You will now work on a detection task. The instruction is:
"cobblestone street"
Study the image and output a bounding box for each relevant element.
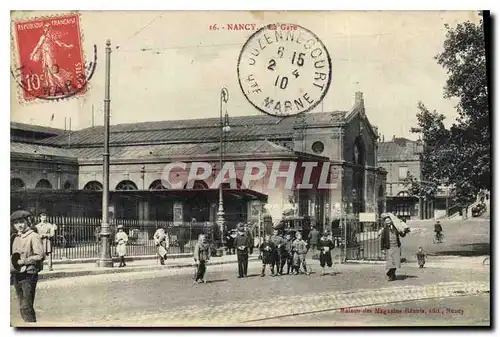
[11,257,490,326]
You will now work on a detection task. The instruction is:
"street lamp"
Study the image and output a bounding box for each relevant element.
[97,39,113,268]
[217,87,230,255]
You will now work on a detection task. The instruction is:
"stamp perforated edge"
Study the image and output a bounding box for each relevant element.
[237,23,333,118]
[10,11,92,106]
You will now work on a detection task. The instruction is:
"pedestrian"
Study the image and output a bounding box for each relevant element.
[416,247,426,268]
[269,229,285,276]
[281,232,294,275]
[380,215,408,281]
[259,235,275,277]
[235,223,253,278]
[318,230,335,275]
[308,226,320,259]
[292,232,310,275]
[10,210,45,323]
[115,225,128,267]
[35,212,57,271]
[154,227,170,265]
[193,234,210,284]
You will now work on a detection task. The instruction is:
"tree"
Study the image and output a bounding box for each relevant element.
[410,13,490,211]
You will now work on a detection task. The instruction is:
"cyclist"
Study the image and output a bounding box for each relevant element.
[434,220,443,242]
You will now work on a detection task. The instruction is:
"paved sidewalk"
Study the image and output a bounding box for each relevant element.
[38,253,258,280]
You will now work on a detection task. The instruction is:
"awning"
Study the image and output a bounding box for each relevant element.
[11,188,268,202]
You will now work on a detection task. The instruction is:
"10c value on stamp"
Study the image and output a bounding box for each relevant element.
[238,24,332,117]
[12,13,87,102]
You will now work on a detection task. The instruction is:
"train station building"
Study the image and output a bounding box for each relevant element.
[10,92,388,229]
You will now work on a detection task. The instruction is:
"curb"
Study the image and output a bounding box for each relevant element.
[39,256,259,281]
[50,253,192,265]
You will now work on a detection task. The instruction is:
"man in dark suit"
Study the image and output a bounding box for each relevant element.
[235,223,253,278]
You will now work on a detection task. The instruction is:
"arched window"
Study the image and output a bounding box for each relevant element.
[378,185,384,198]
[35,179,52,189]
[184,180,208,190]
[63,181,72,190]
[116,180,138,190]
[149,179,169,190]
[11,178,25,190]
[84,181,103,191]
[353,136,365,165]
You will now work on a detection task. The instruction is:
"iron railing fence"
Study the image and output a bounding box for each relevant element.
[339,217,385,262]
[43,216,221,260]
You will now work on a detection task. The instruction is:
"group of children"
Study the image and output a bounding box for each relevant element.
[260,229,336,277]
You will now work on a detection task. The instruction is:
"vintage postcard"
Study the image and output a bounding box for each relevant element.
[10,10,490,327]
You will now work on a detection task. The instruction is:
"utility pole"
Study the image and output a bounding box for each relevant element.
[97,39,113,268]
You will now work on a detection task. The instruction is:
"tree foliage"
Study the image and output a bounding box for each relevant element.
[411,14,490,206]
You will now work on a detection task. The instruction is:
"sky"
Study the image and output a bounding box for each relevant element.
[10,10,481,140]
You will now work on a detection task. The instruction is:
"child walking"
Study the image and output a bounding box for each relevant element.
[193,234,211,283]
[416,247,426,268]
[259,235,276,277]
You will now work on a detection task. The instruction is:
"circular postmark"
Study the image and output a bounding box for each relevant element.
[237,24,332,117]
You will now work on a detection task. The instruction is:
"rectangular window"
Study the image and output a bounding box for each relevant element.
[398,166,408,180]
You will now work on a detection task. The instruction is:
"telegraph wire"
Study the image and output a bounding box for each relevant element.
[115,12,167,51]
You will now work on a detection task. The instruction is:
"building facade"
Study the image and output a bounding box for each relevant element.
[11,92,387,231]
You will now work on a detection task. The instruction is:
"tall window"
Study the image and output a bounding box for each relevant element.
[398,166,408,180]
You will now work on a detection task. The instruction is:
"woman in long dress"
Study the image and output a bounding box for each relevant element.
[29,23,74,92]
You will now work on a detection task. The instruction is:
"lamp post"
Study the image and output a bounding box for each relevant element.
[217,87,230,255]
[97,39,113,268]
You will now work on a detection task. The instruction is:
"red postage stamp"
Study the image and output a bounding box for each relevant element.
[12,13,87,102]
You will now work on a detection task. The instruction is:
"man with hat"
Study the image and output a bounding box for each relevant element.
[115,225,129,267]
[11,210,45,323]
[235,223,253,278]
[318,230,335,276]
[35,212,57,271]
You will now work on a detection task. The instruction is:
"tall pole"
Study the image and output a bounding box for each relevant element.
[97,39,113,267]
[217,88,229,253]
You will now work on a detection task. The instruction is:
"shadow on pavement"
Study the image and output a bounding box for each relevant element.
[433,243,490,257]
[206,279,228,284]
[396,275,418,281]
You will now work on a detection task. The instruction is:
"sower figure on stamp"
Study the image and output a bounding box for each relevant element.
[115,225,128,267]
[154,227,170,265]
[292,232,310,275]
[29,23,74,90]
[269,229,285,276]
[235,223,253,278]
[35,212,57,271]
[380,214,409,281]
[193,234,210,284]
[318,230,335,275]
[11,210,45,323]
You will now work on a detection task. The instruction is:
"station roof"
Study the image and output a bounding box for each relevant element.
[10,122,65,136]
[37,111,347,147]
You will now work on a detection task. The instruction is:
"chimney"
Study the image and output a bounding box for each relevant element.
[355,92,365,111]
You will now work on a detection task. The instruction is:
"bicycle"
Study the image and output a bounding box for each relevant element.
[483,256,490,266]
[433,232,445,244]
